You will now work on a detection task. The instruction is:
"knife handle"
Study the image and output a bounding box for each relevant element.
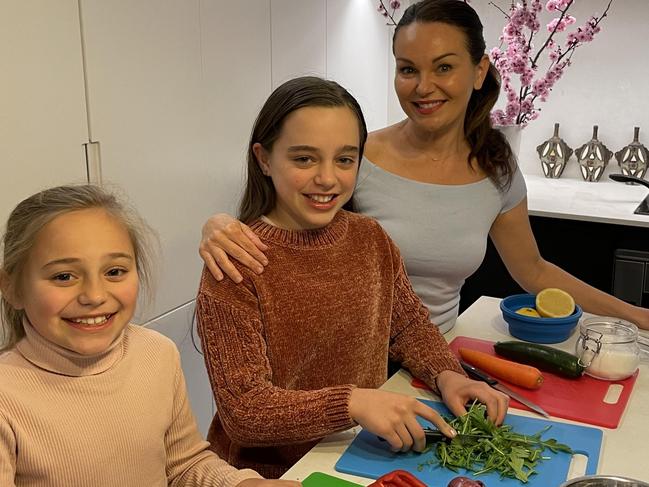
[460,361,498,386]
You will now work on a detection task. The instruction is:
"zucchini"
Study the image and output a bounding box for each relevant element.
[493,341,585,379]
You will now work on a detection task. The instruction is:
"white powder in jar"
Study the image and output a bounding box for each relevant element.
[585,348,639,380]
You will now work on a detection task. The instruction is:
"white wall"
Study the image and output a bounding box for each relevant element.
[271,0,392,132]
[271,0,327,84]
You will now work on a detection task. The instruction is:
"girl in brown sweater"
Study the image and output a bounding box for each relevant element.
[196,77,509,478]
[0,185,299,487]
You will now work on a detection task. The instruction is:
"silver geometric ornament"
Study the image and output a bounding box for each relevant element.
[537,122,573,178]
[615,126,648,182]
[576,125,613,182]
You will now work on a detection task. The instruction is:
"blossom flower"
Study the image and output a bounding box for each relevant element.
[490,0,613,127]
[376,0,401,26]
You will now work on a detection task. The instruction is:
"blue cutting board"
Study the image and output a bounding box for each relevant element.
[335,400,602,487]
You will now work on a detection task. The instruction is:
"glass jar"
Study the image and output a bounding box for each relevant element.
[575,317,640,381]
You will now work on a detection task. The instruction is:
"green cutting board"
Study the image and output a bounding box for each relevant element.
[302,472,362,487]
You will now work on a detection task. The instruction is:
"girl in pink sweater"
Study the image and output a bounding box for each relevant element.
[196,76,509,477]
[0,185,298,487]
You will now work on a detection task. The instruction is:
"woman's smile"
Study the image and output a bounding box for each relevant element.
[412,99,446,115]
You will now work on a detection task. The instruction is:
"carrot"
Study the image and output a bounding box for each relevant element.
[458,347,544,390]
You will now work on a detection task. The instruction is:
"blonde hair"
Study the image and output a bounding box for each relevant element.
[0,184,156,352]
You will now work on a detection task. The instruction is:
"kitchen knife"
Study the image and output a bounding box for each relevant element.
[422,428,490,443]
[460,360,550,418]
[378,428,490,445]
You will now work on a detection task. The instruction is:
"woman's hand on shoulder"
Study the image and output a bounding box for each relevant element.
[348,388,457,453]
[236,479,301,486]
[199,213,269,283]
[436,370,509,426]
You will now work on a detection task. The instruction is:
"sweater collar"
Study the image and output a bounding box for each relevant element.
[16,319,125,377]
[250,210,350,248]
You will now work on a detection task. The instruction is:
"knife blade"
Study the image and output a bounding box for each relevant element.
[422,428,491,443]
[378,428,490,445]
[460,360,550,418]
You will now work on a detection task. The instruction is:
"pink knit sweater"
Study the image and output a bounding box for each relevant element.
[0,322,261,487]
[196,211,464,478]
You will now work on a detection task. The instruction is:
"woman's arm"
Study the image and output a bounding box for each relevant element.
[490,198,649,329]
[199,213,268,283]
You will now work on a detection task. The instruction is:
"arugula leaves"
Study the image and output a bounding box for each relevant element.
[418,402,573,483]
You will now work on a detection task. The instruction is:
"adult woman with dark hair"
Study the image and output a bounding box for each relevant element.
[199,0,649,332]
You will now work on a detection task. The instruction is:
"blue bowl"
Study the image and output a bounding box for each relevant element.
[500,293,582,344]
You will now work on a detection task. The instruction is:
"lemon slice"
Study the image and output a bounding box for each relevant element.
[535,288,575,318]
[516,307,541,317]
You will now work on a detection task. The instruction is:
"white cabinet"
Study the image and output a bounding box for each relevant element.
[79,0,207,321]
[79,0,272,322]
[0,0,89,225]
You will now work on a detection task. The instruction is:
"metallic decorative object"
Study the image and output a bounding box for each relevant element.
[537,123,573,178]
[576,125,613,182]
[615,126,648,182]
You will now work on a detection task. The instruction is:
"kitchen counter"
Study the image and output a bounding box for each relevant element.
[524,173,649,228]
[281,296,649,484]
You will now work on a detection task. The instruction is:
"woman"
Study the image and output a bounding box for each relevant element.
[198,0,649,332]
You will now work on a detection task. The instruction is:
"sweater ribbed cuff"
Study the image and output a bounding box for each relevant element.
[324,385,356,430]
[226,468,263,486]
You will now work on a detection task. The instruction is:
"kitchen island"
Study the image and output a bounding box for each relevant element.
[281,296,649,484]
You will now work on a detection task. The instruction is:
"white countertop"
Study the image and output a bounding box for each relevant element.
[281,296,649,484]
[525,173,649,228]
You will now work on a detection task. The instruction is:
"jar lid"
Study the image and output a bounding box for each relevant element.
[579,316,638,344]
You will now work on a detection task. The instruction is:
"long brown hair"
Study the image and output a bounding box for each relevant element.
[0,184,155,352]
[238,76,368,223]
[394,0,515,190]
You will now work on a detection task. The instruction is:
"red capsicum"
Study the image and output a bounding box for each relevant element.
[367,469,428,487]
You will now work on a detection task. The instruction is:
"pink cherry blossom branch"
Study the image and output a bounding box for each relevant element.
[529,0,574,69]
[490,0,614,127]
[377,0,401,27]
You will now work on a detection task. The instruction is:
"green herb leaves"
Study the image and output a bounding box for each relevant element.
[418,402,573,483]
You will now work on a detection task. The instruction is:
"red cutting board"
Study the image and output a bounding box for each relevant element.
[411,336,638,428]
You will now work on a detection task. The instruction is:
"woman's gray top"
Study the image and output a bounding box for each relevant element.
[355,157,527,333]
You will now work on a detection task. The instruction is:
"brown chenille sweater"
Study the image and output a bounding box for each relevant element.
[0,322,261,487]
[196,210,464,478]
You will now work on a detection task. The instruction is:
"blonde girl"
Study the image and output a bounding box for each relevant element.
[0,185,298,487]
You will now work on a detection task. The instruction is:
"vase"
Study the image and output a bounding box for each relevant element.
[499,124,523,160]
